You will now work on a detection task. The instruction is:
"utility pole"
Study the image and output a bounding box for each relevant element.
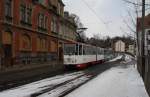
[141,0,145,79]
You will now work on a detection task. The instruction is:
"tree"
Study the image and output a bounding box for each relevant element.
[70,14,87,42]
[121,0,150,55]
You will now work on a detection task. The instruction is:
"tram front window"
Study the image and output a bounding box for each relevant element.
[64,44,76,55]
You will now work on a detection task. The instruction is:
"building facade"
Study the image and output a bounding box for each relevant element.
[0,0,77,69]
[127,45,135,55]
[137,14,150,96]
[114,40,125,52]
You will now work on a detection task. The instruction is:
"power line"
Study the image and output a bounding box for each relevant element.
[81,0,114,33]
[81,0,106,24]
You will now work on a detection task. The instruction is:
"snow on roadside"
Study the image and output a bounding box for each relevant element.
[109,55,122,62]
[0,71,84,97]
[124,54,134,62]
[38,75,91,97]
[66,65,149,97]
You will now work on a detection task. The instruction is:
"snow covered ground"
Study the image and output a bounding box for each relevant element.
[66,64,149,97]
[109,55,123,62]
[38,76,90,97]
[0,54,148,97]
[0,71,86,97]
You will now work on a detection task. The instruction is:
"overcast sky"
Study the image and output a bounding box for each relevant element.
[62,0,150,38]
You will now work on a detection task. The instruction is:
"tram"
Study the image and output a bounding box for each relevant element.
[63,42,109,69]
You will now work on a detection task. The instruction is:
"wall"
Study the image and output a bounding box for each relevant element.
[115,40,125,52]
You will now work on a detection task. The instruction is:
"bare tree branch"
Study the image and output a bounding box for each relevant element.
[122,16,136,34]
[122,0,142,55]
[120,27,136,39]
[123,0,150,6]
[127,10,136,28]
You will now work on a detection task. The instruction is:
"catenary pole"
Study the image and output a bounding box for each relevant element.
[141,0,145,79]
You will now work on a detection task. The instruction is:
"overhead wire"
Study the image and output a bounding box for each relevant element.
[81,0,114,34]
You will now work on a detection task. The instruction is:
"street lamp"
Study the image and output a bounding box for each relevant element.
[76,27,88,42]
[141,0,145,79]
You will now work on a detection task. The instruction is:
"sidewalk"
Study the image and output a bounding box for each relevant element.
[0,63,64,91]
[66,64,149,97]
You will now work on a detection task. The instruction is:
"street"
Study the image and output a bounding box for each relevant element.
[0,56,122,97]
[0,55,148,97]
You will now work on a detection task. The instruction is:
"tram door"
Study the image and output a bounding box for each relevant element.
[3,44,12,67]
[59,43,63,61]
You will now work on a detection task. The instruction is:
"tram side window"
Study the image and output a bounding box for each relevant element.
[88,46,92,55]
[92,47,96,54]
[99,48,101,54]
[147,40,150,44]
[84,46,95,55]
[86,46,90,55]
[97,48,100,54]
[75,44,78,55]
[101,49,104,55]
[79,45,82,55]
[148,50,150,55]
[84,46,88,55]
[104,49,108,55]
[87,46,90,55]
[98,48,103,55]
[83,46,85,55]
[64,44,75,55]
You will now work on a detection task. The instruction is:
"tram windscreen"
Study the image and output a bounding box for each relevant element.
[64,44,76,55]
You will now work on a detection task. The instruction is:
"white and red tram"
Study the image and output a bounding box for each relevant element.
[63,42,106,69]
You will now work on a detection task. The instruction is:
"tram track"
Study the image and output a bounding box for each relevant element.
[0,71,94,97]
[0,60,122,97]
[31,73,93,97]
[56,74,93,97]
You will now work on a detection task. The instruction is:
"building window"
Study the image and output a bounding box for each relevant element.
[37,37,47,51]
[44,17,47,29]
[38,13,47,32]
[147,40,150,45]
[57,3,61,15]
[5,0,13,22]
[51,17,57,33]
[38,13,44,28]
[20,5,26,22]
[22,34,31,50]
[148,50,150,55]
[3,32,12,44]
[27,8,32,24]
[37,37,41,51]
[148,30,150,35]
[51,18,54,31]
[5,0,12,17]
[20,4,32,26]
[41,38,47,51]
[59,24,63,36]
[51,40,57,52]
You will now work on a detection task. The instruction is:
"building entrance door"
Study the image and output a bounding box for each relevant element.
[2,31,13,67]
[3,44,12,67]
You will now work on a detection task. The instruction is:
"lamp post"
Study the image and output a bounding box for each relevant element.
[76,27,87,43]
[141,0,145,79]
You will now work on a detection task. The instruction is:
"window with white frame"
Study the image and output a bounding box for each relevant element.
[20,4,32,25]
[38,13,47,32]
[5,0,12,17]
[51,17,57,33]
